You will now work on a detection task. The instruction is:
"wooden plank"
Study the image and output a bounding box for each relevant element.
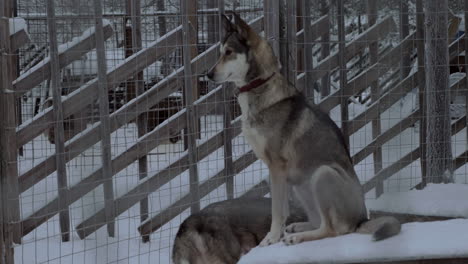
[363,148,420,193]
[278,0,296,85]
[320,13,331,98]
[363,111,465,193]
[263,0,279,57]
[299,0,314,98]
[296,15,329,45]
[352,110,420,165]
[416,0,427,187]
[128,0,149,241]
[18,16,264,194]
[311,16,396,84]
[0,16,21,251]
[75,118,243,239]
[218,0,235,200]
[93,0,115,237]
[16,26,182,147]
[12,23,113,96]
[10,28,29,50]
[348,72,418,135]
[465,0,468,175]
[181,0,201,214]
[46,0,70,242]
[400,0,411,79]
[337,0,349,146]
[20,83,228,237]
[137,150,257,237]
[317,32,416,113]
[367,0,383,197]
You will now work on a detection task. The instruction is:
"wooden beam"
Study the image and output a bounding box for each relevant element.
[317,32,416,113]
[75,118,243,239]
[15,26,182,147]
[181,0,201,214]
[363,110,466,193]
[310,16,396,84]
[46,0,70,242]
[12,23,113,96]
[352,110,420,165]
[10,28,29,50]
[0,15,21,252]
[337,0,349,146]
[18,16,264,194]
[93,0,115,237]
[137,150,257,237]
[298,0,314,98]
[348,71,418,135]
[20,83,228,237]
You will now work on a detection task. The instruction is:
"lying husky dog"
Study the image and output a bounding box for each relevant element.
[172,197,308,264]
[207,13,401,246]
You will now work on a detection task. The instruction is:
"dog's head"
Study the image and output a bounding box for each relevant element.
[207,12,278,87]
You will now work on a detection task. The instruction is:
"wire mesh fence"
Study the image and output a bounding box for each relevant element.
[1,0,468,263]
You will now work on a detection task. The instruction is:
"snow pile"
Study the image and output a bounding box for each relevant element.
[9,17,27,35]
[366,183,468,218]
[239,219,468,264]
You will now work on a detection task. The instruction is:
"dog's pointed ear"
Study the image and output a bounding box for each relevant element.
[221,14,234,33]
[231,12,253,41]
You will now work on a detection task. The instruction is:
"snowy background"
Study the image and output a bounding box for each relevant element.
[7,0,468,263]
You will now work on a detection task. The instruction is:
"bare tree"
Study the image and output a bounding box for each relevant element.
[424,0,453,184]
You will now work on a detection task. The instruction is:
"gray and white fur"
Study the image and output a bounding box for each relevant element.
[172,197,308,264]
[207,12,401,247]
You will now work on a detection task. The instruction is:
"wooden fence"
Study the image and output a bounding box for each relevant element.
[1,0,467,262]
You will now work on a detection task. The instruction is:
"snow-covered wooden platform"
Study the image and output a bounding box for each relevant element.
[239,219,468,264]
[240,184,468,264]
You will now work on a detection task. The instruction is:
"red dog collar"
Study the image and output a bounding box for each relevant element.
[238,72,276,94]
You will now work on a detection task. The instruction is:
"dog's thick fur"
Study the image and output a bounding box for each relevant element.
[207,13,401,247]
[172,197,308,264]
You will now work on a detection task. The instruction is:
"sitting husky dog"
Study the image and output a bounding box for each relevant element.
[207,13,401,246]
[172,197,308,264]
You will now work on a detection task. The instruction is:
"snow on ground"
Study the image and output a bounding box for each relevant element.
[367,183,468,218]
[239,219,468,264]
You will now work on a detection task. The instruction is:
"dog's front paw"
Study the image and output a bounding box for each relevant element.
[285,223,298,233]
[259,231,282,246]
[281,233,303,246]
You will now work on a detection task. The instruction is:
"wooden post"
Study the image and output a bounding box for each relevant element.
[218,0,235,199]
[400,0,411,79]
[416,0,427,188]
[128,0,151,242]
[424,0,453,184]
[264,0,280,57]
[367,0,383,197]
[46,0,71,242]
[181,0,201,213]
[320,0,331,99]
[337,0,350,147]
[279,0,297,85]
[301,0,314,100]
[1,1,21,260]
[465,0,468,170]
[93,0,115,238]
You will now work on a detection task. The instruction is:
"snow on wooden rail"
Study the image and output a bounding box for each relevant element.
[12,22,113,96]
[15,25,182,147]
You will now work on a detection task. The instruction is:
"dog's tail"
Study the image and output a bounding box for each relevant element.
[356,216,401,241]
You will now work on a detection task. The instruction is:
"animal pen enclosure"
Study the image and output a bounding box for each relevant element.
[1,0,468,263]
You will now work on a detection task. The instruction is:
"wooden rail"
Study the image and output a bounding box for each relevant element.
[15,25,181,147]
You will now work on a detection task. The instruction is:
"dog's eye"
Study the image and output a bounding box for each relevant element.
[225,50,232,56]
